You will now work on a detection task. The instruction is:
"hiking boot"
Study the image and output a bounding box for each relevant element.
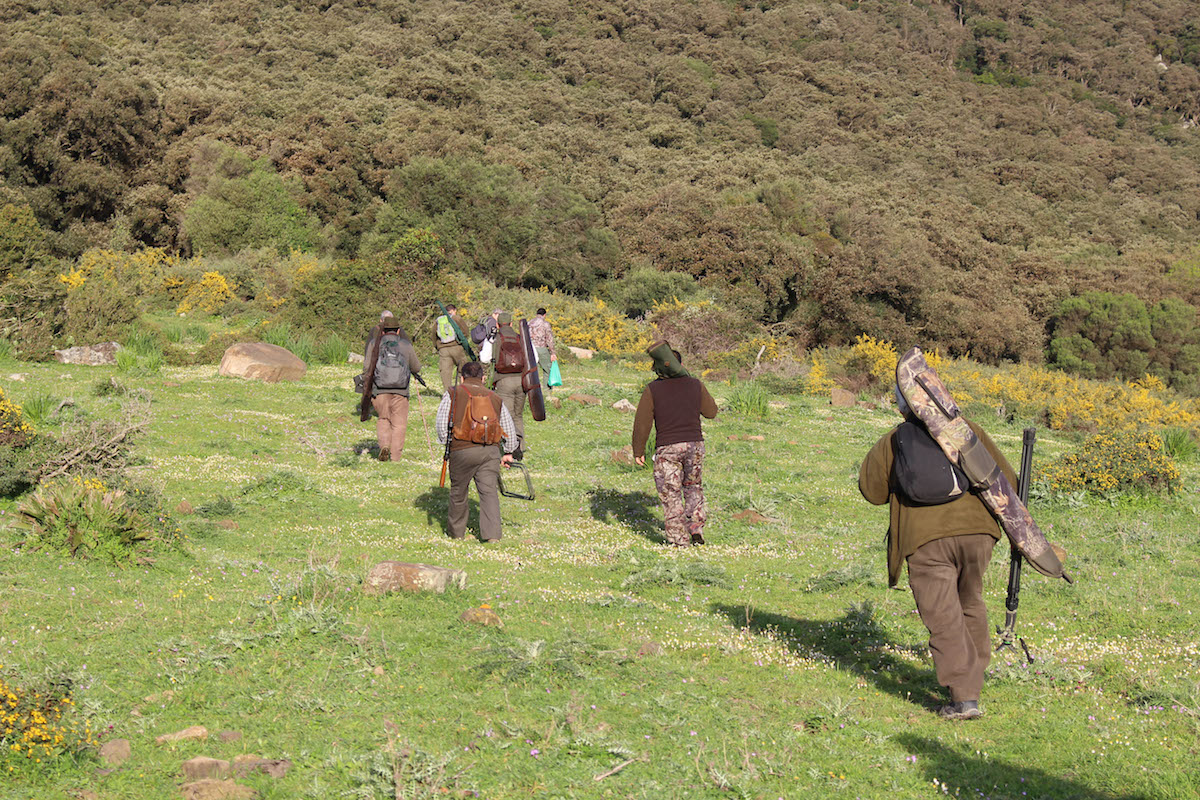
[938,701,982,720]
[378,448,391,462]
[691,532,706,545]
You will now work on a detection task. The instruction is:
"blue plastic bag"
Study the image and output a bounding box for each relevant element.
[548,360,563,387]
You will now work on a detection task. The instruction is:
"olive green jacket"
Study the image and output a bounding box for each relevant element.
[859,419,1017,586]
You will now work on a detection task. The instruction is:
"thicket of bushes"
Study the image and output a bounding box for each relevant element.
[4,1,1200,366]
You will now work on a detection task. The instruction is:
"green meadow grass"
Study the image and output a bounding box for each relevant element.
[1,358,1198,799]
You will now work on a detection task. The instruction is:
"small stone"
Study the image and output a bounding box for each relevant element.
[363,562,467,595]
[831,388,856,407]
[459,607,503,627]
[176,500,195,515]
[8,373,29,382]
[182,756,232,781]
[636,640,662,657]
[549,397,562,409]
[54,342,121,365]
[568,393,601,406]
[232,756,292,779]
[727,434,742,441]
[567,346,593,359]
[372,666,385,676]
[348,352,365,364]
[180,779,258,800]
[99,738,132,766]
[610,445,635,466]
[732,510,770,524]
[611,399,636,413]
[746,435,765,441]
[216,520,239,530]
[218,731,243,743]
[156,725,208,744]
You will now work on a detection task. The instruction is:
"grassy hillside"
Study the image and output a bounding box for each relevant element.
[1,354,1198,798]
[4,1,1200,360]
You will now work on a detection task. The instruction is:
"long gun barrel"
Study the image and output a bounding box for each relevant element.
[996,427,1037,660]
[436,300,478,362]
[439,366,457,487]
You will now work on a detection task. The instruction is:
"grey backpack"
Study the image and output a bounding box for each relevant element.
[373,333,411,390]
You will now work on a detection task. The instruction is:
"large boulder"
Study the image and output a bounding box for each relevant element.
[54,342,120,365]
[363,562,467,595]
[218,343,306,383]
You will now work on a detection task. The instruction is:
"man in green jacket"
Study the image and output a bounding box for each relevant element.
[433,303,471,393]
[859,388,1017,720]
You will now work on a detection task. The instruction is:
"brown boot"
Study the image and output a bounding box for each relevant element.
[379,448,391,462]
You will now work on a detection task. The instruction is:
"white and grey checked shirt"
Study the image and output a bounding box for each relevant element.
[435,388,518,454]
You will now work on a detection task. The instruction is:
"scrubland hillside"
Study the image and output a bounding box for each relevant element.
[4,0,1200,364]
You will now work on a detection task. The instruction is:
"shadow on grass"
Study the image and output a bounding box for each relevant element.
[711,602,942,710]
[414,486,479,540]
[586,486,664,544]
[895,733,1160,800]
[353,438,379,457]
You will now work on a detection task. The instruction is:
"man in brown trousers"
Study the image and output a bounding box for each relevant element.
[859,387,1017,720]
[435,361,518,542]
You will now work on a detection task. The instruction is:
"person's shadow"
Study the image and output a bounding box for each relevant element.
[587,486,664,543]
[895,734,1160,799]
[712,601,943,710]
[414,486,479,539]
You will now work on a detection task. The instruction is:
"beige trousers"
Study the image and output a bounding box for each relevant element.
[372,393,409,454]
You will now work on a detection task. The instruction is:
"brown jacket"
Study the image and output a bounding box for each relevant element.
[859,418,1017,586]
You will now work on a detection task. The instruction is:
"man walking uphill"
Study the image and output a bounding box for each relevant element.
[858,385,1017,720]
[435,361,518,542]
[362,311,422,462]
[434,303,471,393]
[490,312,528,458]
[632,344,718,547]
[527,307,557,387]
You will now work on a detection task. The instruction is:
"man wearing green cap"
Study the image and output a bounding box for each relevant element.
[632,346,718,546]
[490,312,528,458]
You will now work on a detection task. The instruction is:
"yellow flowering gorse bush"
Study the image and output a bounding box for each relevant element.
[177,271,237,314]
[1,667,96,774]
[58,248,180,296]
[1042,431,1180,494]
[0,389,33,448]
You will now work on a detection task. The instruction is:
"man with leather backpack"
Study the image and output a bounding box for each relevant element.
[435,361,518,542]
[490,311,528,458]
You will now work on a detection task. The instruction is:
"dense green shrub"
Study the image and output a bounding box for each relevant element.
[1,262,68,360]
[0,203,51,283]
[283,238,442,343]
[182,142,322,257]
[1048,292,1200,393]
[602,268,700,318]
[11,476,171,564]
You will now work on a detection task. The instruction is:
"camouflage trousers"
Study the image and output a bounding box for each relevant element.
[653,441,706,547]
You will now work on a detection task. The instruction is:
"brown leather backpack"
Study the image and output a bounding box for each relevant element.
[452,387,502,445]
